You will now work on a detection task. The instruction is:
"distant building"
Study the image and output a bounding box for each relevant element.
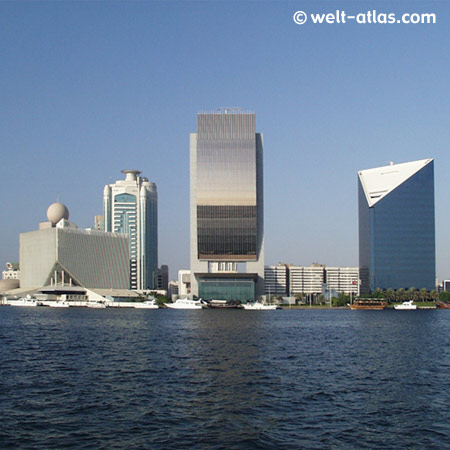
[264,265,288,296]
[20,203,129,290]
[157,265,169,291]
[178,270,191,297]
[265,264,359,297]
[325,267,359,296]
[358,159,435,292]
[168,280,179,298]
[442,280,450,292]
[2,262,20,280]
[288,264,325,295]
[94,215,105,231]
[190,110,264,301]
[104,170,158,290]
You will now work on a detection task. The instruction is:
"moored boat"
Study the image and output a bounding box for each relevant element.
[394,301,417,310]
[133,300,159,309]
[165,298,204,309]
[243,302,277,310]
[348,300,387,310]
[8,297,38,307]
[49,300,70,308]
[86,302,106,308]
[437,301,450,309]
[207,300,242,309]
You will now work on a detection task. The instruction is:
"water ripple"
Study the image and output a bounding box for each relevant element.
[1,308,450,448]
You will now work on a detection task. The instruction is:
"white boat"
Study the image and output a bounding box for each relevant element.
[86,302,106,308]
[243,302,277,310]
[133,300,159,309]
[49,301,70,308]
[165,298,204,309]
[394,301,417,310]
[8,297,38,307]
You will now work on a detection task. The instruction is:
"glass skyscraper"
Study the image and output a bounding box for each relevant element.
[104,170,158,290]
[190,110,264,301]
[358,159,435,293]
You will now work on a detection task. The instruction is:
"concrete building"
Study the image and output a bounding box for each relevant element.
[178,270,191,297]
[190,110,264,302]
[289,264,325,295]
[104,170,158,290]
[325,267,359,296]
[20,203,130,290]
[358,159,435,292]
[94,215,105,231]
[168,280,179,298]
[2,262,20,280]
[264,265,288,296]
[264,264,359,297]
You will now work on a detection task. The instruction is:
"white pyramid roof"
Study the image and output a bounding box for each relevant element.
[358,159,433,207]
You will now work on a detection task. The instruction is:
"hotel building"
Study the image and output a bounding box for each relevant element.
[104,170,158,290]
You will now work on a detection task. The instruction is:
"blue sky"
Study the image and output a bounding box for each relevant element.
[1,1,449,281]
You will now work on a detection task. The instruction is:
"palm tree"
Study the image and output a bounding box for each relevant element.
[419,288,429,302]
[407,287,417,301]
[373,288,383,298]
[385,288,395,303]
[396,288,406,302]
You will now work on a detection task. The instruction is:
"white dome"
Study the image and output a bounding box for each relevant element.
[47,202,69,225]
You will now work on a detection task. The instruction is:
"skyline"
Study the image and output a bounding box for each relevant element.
[2,1,450,281]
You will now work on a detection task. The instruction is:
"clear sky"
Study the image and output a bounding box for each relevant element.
[1,1,449,282]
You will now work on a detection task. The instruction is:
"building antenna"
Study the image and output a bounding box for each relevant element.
[57,193,60,202]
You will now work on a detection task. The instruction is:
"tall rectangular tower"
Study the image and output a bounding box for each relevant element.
[190,110,264,301]
[104,170,158,290]
[358,159,435,293]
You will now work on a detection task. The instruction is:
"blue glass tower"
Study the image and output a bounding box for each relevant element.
[358,159,435,293]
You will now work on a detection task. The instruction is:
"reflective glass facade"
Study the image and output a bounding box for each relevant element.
[198,277,255,302]
[196,112,258,261]
[104,172,158,290]
[359,160,435,292]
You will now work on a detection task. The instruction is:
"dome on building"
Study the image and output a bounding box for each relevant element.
[47,202,69,225]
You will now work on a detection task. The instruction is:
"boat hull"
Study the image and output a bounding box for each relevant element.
[243,302,277,310]
[349,301,387,310]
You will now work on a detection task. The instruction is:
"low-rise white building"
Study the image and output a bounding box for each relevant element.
[325,267,359,295]
[264,264,288,295]
[289,264,325,295]
[178,270,191,297]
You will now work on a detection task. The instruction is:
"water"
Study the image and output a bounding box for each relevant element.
[1,308,450,449]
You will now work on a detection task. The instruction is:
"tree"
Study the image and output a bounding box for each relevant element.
[373,288,383,298]
[155,294,170,306]
[332,292,349,307]
[385,288,395,303]
[440,291,450,303]
[407,287,418,301]
[419,288,429,302]
[395,288,406,302]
